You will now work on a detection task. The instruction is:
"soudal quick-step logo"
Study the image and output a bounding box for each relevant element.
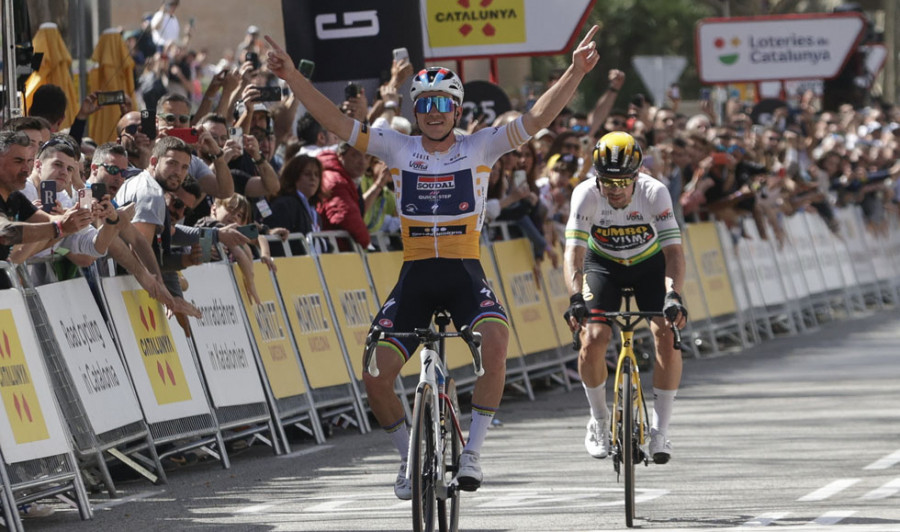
[714,36,741,65]
[417,175,455,190]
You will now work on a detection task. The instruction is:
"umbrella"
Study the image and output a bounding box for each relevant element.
[24,22,80,129]
[88,28,136,144]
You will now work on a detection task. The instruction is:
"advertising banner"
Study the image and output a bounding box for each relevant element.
[233,262,307,399]
[36,278,142,434]
[102,276,209,424]
[696,13,865,83]
[274,256,354,389]
[182,263,267,408]
[0,290,70,464]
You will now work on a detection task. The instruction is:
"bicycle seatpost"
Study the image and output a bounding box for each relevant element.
[364,325,384,377]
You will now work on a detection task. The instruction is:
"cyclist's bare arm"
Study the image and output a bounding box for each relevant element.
[661,243,688,328]
[264,36,356,142]
[661,243,685,297]
[563,243,586,330]
[522,25,600,136]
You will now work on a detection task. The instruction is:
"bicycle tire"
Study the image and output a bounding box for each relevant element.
[439,378,461,532]
[622,359,636,528]
[411,383,437,532]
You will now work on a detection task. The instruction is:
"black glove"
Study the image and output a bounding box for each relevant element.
[663,290,688,322]
[564,293,587,323]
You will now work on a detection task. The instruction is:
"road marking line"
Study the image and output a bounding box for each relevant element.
[92,489,166,510]
[860,477,900,500]
[864,449,900,470]
[807,510,856,525]
[236,504,274,513]
[797,478,860,501]
[277,444,333,458]
[743,511,789,526]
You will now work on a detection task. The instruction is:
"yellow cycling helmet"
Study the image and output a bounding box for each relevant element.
[592,131,643,178]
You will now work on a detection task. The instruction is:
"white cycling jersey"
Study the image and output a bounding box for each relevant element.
[565,173,682,265]
[348,117,530,261]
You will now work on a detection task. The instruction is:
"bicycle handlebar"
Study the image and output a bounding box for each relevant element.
[363,325,485,378]
[570,311,682,352]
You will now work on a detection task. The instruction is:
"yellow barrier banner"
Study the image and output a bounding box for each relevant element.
[273,257,353,389]
[365,250,404,305]
[681,238,709,321]
[122,289,192,404]
[539,244,571,345]
[491,239,559,354]
[0,310,50,443]
[318,253,380,380]
[234,262,306,399]
[686,222,737,318]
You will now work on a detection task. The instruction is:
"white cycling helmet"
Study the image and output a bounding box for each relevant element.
[409,67,465,104]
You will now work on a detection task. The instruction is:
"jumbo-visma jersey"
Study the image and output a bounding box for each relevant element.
[565,173,682,265]
[349,118,530,261]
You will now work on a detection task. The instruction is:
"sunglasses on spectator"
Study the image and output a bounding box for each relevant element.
[598,176,635,189]
[414,96,456,113]
[609,119,625,127]
[563,142,581,150]
[570,125,590,134]
[157,113,191,125]
[38,136,78,155]
[98,163,125,176]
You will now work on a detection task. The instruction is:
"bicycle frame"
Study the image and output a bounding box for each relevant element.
[610,325,650,460]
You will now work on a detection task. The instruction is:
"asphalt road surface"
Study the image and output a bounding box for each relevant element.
[25,308,900,531]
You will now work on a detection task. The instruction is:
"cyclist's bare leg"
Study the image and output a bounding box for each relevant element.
[649,317,682,436]
[649,317,682,390]
[578,322,613,386]
[362,346,407,429]
[465,321,508,454]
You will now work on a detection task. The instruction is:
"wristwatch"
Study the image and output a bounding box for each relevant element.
[253,155,267,165]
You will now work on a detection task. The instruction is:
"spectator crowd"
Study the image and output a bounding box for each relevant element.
[3,0,898,313]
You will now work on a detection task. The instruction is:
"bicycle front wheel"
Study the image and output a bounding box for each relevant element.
[411,383,437,532]
[622,359,636,528]
[438,378,461,532]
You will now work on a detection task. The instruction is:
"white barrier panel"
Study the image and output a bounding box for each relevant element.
[828,210,860,288]
[742,219,785,306]
[716,222,750,312]
[182,264,267,408]
[774,219,808,300]
[35,279,143,434]
[786,214,826,295]
[102,276,210,424]
[837,208,877,284]
[0,290,70,463]
[804,212,844,291]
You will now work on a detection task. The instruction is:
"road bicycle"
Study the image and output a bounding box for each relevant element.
[364,311,484,532]
[571,288,681,528]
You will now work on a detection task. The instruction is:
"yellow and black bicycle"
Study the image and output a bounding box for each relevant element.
[571,288,681,528]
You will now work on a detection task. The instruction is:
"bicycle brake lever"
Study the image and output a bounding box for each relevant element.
[364,326,384,377]
[671,325,682,351]
[460,327,485,377]
[572,323,582,351]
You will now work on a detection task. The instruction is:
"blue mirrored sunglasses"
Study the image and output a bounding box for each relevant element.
[414,96,456,113]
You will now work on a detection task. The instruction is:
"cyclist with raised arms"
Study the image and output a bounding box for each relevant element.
[563,131,688,464]
[265,26,600,498]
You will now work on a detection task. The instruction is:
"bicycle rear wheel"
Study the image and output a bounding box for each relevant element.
[438,378,461,532]
[411,383,437,532]
[622,359,636,528]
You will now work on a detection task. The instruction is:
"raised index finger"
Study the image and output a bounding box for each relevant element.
[264,35,285,54]
[578,25,599,48]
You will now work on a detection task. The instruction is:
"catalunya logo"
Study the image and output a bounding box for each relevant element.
[714,36,741,65]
